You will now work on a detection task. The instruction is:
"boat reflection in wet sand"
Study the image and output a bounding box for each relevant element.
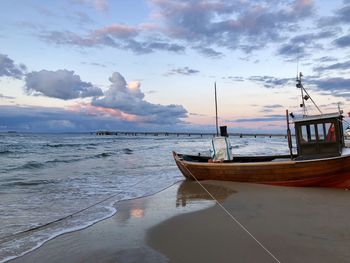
[173,74,350,188]
[176,181,237,207]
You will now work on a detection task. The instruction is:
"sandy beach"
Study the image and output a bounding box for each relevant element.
[9,180,350,263]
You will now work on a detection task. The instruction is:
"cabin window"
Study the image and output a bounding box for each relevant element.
[300,125,308,143]
[309,125,316,141]
[325,123,336,142]
[317,123,325,140]
[300,124,317,143]
[300,122,337,144]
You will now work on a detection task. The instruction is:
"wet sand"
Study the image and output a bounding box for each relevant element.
[10,180,350,263]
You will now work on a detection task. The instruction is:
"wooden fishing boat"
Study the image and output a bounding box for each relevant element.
[173,149,350,188]
[173,75,350,188]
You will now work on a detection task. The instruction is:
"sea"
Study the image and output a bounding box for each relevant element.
[0,133,290,262]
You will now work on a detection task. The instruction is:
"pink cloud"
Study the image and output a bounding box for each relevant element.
[67,103,141,122]
[94,24,139,38]
[94,0,108,12]
[75,0,108,12]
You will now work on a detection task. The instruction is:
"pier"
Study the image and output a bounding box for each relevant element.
[95,131,289,138]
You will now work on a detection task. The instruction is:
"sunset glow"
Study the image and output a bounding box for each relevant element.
[1,0,350,132]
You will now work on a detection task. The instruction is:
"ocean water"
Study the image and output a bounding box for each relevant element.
[0,133,290,262]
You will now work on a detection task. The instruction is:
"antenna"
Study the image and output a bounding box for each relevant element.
[214,82,219,136]
[296,58,299,80]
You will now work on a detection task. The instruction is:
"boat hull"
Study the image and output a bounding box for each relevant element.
[173,151,350,188]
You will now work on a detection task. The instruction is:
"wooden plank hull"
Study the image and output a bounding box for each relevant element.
[173,151,350,188]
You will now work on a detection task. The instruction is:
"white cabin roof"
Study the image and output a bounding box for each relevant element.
[293,112,342,123]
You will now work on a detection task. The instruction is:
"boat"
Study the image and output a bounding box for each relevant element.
[173,74,350,188]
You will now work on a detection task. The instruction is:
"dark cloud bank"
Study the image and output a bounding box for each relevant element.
[0,53,188,131]
[0,105,187,132]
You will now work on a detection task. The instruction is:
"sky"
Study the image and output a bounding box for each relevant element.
[1,0,350,133]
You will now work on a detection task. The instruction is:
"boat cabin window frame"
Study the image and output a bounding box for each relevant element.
[294,114,344,159]
[298,122,337,144]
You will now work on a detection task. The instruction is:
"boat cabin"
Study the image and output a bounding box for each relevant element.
[294,112,344,160]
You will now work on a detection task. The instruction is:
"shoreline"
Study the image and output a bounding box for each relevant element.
[9,180,220,263]
[8,180,350,263]
[2,180,183,263]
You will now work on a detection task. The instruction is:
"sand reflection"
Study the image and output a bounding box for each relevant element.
[176,180,237,207]
[130,208,145,218]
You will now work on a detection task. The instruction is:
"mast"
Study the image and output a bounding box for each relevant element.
[296,72,322,116]
[286,109,293,159]
[296,72,307,116]
[214,82,219,136]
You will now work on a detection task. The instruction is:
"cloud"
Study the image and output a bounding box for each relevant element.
[333,34,350,47]
[94,24,139,39]
[224,75,295,88]
[260,104,284,113]
[124,39,185,54]
[0,102,193,132]
[0,93,16,99]
[263,104,284,109]
[313,60,350,73]
[277,44,307,58]
[309,77,350,98]
[277,30,338,58]
[318,3,350,26]
[74,11,95,25]
[314,3,350,50]
[193,46,223,58]
[0,53,26,79]
[81,61,107,68]
[226,76,244,82]
[73,0,109,12]
[166,67,199,76]
[35,0,317,57]
[248,76,295,88]
[232,115,286,123]
[40,28,185,54]
[314,56,338,63]
[189,112,207,116]
[0,105,140,132]
[92,72,187,124]
[25,69,103,100]
[150,0,314,52]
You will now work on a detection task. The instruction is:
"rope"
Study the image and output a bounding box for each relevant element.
[181,163,281,263]
[0,177,151,244]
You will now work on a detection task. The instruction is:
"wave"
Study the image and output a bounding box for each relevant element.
[2,179,58,187]
[6,148,134,172]
[122,148,133,155]
[0,150,12,155]
[144,145,159,150]
[44,143,99,148]
[46,158,82,164]
[95,152,111,158]
[45,143,81,148]
[0,178,181,263]
[21,161,44,169]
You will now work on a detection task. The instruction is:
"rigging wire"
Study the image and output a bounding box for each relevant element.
[180,163,281,263]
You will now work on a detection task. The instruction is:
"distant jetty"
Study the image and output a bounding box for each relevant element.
[95,131,289,138]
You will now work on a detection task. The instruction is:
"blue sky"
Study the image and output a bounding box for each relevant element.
[1,0,350,132]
